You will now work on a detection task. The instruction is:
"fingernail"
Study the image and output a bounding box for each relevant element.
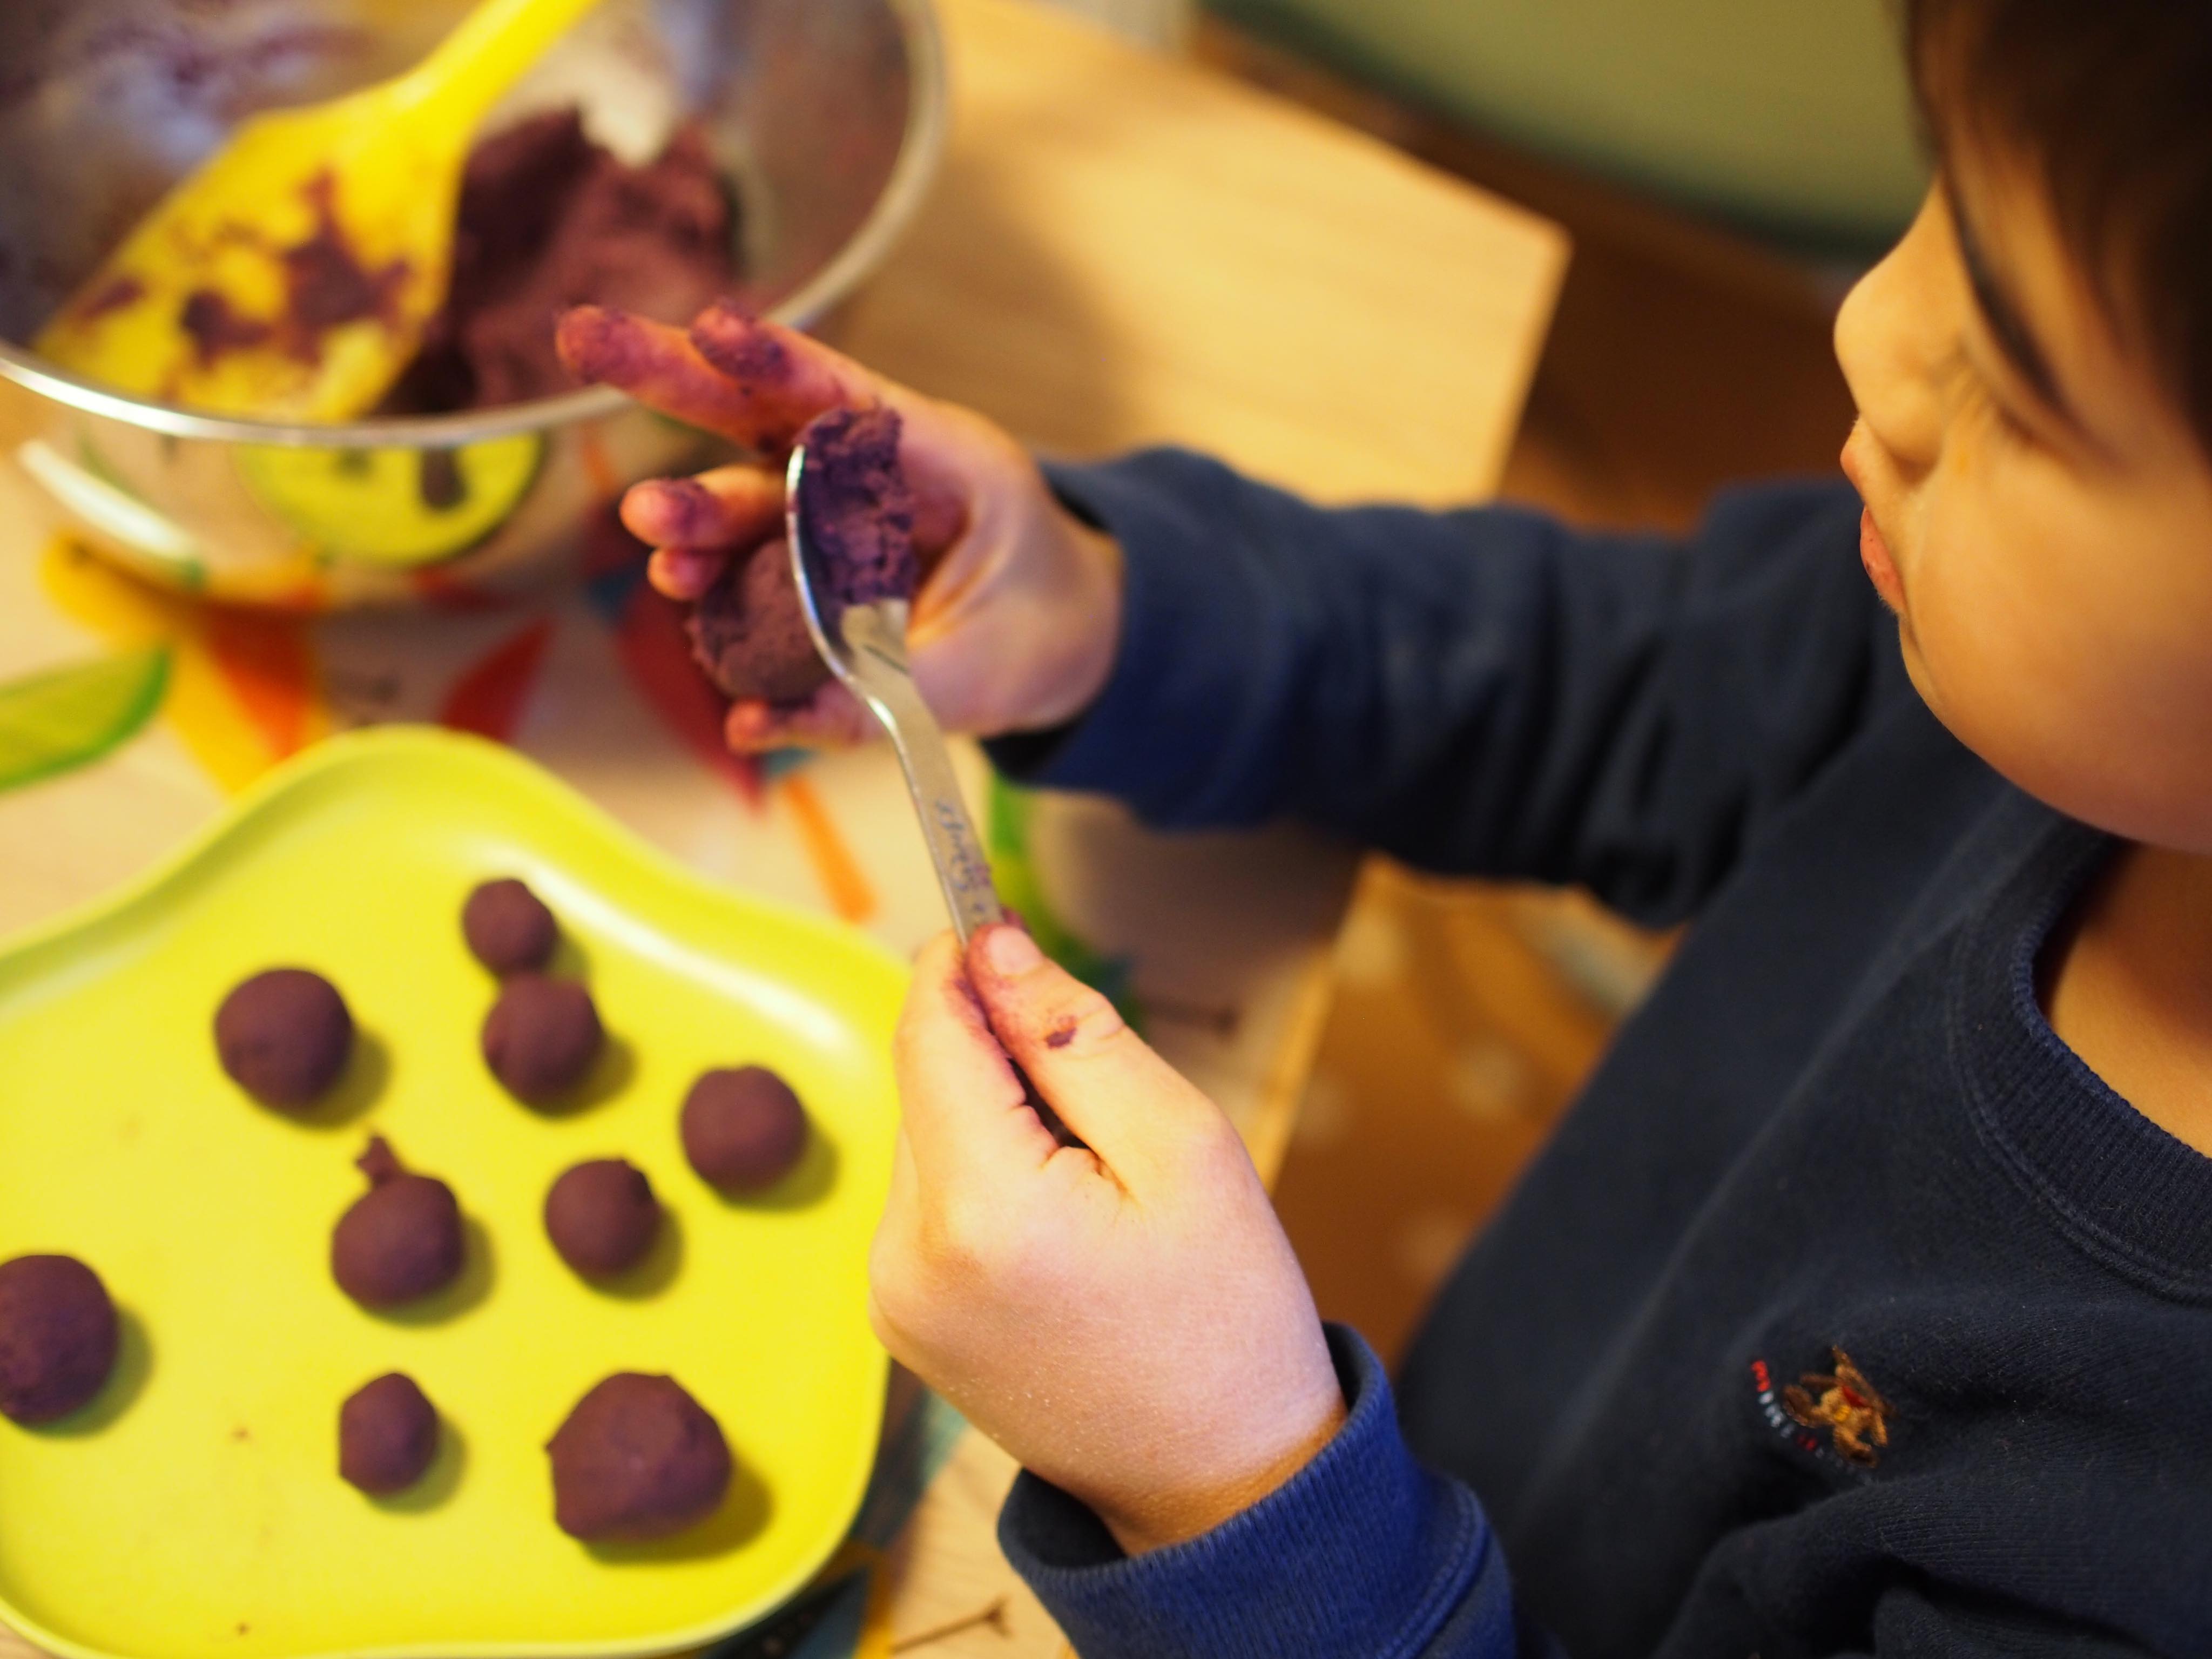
[983,925,1043,975]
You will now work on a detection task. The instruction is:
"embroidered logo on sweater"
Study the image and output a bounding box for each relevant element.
[1751,1350,1893,1470]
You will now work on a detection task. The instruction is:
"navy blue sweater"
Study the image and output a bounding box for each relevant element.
[984,454,2212,1657]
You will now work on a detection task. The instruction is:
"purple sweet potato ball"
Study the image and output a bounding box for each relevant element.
[339,1373,440,1495]
[680,1066,808,1193]
[682,403,916,705]
[545,1159,662,1279]
[462,878,559,976]
[331,1138,465,1309]
[547,1373,732,1541]
[685,541,828,704]
[0,1255,120,1425]
[214,968,353,1110]
[482,974,604,1105]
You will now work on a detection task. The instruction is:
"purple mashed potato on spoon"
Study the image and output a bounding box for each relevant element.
[795,404,917,610]
[685,403,917,703]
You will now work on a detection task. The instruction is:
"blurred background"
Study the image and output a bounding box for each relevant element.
[1043,0,1924,1360]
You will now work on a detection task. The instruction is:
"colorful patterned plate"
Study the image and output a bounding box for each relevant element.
[0,726,902,1659]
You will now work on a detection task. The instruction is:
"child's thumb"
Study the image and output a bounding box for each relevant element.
[963,924,1226,1181]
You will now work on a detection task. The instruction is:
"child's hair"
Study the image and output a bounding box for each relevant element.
[1905,0,2212,452]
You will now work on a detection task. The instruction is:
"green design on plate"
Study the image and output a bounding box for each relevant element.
[0,646,170,793]
[986,777,1142,1032]
[235,434,543,568]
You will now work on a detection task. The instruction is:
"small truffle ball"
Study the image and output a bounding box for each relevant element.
[545,1159,662,1279]
[340,1373,440,1495]
[463,879,558,976]
[0,1255,120,1425]
[681,1067,808,1193]
[547,1373,732,1541]
[215,968,353,1110]
[686,541,830,705]
[332,1138,465,1309]
[482,974,604,1105]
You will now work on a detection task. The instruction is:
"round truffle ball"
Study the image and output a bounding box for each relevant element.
[0,1255,120,1425]
[332,1138,465,1309]
[482,974,604,1105]
[214,968,353,1110]
[681,1067,808,1193]
[547,1373,732,1542]
[545,1159,662,1280]
[462,879,558,977]
[685,540,830,705]
[339,1373,440,1495]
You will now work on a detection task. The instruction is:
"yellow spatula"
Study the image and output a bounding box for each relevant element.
[35,0,608,422]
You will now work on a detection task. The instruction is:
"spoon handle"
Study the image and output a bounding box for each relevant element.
[784,449,1087,1149]
[834,605,1090,1151]
[835,603,1005,944]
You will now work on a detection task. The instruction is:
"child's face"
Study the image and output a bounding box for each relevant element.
[1835,142,2212,853]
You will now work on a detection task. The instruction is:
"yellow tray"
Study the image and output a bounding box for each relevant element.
[0,727,904,1659]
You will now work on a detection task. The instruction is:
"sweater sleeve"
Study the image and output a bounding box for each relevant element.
[997,1326,1556,1659]
[986,451,1908,929]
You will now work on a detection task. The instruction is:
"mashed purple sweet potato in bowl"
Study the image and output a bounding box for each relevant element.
[0,0,944,608]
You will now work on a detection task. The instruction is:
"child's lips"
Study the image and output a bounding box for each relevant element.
[1859,507,1906,613]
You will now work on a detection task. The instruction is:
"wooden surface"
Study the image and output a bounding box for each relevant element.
[0,2,1563,1656]
[842,0,1567,505]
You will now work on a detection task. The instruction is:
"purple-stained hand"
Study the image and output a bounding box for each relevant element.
[558,301,1123,753]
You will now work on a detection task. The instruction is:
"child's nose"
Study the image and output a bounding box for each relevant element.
[1833,196,1950,478]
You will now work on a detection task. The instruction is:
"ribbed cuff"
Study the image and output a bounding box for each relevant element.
[997,1326,1502,1659]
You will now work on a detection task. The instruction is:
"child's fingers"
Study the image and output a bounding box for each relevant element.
[962,923,1232,1186]
[564,299,893,488]
[622,465,784,551]
[685,301,887,450]
[684,303,992,537]
[556,306,768,437]
[721,684,876,752]
[894,932,1066,1190]
[574,302,995,559]
[646,545,730,602]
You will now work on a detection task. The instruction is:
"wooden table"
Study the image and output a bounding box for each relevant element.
[0,2,1563,1654]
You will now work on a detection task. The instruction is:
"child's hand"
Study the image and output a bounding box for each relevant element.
[872,923,1347,1555]
[557,302,1122,752]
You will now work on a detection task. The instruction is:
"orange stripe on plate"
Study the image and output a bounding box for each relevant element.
[780,773,875,924]
[201,608,319,760]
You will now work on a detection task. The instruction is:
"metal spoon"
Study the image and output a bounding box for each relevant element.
[785,443,1082,1144]
[785,444,1006,941]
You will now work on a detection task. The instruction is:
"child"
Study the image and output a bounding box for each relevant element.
[562,0,2212,1649]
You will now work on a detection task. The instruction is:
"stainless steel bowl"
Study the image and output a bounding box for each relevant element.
[0,0,946,606]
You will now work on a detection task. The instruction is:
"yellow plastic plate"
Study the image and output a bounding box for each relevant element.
[0,727,903,1659]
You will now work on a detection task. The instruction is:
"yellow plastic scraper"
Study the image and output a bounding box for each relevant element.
[35,0,607,422]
